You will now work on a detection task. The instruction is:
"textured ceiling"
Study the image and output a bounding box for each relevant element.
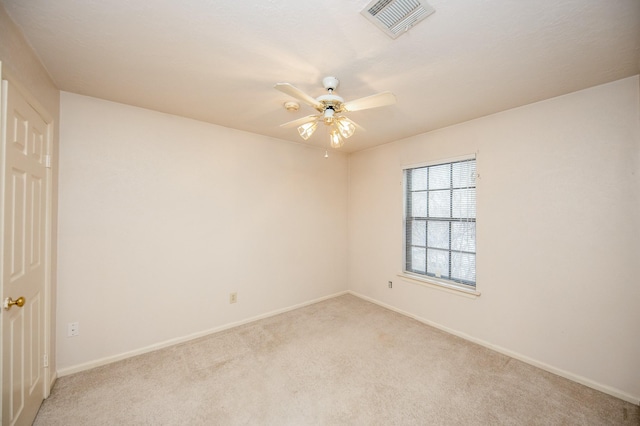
[2,0,639,152]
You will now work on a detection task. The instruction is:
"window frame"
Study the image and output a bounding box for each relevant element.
[401,154,479,296]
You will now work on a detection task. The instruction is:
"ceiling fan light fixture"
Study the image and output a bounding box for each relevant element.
[275,76,396,150]
[323,107,335,124]
[298,122,318,140]
[329,129,344,148]
[336,117,356,139]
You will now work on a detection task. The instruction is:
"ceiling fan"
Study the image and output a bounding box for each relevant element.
[275,76,396,149]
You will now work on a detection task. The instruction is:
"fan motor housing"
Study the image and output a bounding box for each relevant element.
[316,94,344,113]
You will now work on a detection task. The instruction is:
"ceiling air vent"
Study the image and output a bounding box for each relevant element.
[361,0,435,39]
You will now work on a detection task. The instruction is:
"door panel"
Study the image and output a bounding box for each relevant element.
[2,80,48,426]
[9,169,26,280]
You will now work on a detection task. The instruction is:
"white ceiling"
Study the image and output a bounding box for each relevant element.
[3,0,639,152]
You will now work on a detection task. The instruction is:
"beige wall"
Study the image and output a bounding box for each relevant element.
[0,3,60,384]
[55,77,640,403]
[348,76,640,403]
[56,92,349,372]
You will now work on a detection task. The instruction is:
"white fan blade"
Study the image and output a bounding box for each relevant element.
[342,91,396,112]
[279,114,319,128]
[275,83,323,110]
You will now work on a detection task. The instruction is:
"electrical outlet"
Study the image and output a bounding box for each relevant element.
[67,322,79,337]
[229,292,237,304]
[388,281,393,289]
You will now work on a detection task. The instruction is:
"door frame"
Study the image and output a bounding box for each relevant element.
[0,61,55,418]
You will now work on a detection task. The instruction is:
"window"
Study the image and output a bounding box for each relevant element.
[404,157,476,289]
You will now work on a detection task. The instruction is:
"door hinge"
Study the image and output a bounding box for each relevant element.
[43,354,49,367]
[45,154,52,168]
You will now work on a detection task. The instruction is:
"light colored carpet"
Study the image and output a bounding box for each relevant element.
[35,294,638,425]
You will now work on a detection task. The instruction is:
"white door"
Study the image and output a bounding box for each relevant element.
[1,79,49,426]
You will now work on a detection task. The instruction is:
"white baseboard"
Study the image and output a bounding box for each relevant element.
[57,290,348,377]
[348,290,640,406]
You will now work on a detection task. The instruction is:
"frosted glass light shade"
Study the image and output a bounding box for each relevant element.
[336,117,355,139]
[329,129,344,148]
[298,122,318,140]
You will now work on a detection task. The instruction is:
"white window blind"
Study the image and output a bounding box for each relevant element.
[404,158,476,288]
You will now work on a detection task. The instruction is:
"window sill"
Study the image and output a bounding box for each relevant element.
[397,272,481,298]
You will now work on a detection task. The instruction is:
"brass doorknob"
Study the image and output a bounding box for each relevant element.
[4,296,25,310]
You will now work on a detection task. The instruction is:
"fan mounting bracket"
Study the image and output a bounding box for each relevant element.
[322,76,340,92]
